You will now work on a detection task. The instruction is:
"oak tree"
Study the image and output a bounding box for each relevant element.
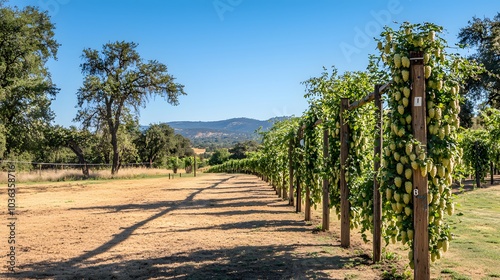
[75,41,186,174]
[0,3,59,157]
[458,13,500,108]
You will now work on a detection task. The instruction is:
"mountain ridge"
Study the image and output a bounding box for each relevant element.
[141,117,289,148]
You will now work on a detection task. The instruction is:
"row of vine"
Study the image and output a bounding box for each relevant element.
[208,22,489,268]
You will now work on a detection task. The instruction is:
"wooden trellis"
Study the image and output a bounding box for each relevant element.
[286,61,429,278]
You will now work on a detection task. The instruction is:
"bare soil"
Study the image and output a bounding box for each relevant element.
[0,173,402,280]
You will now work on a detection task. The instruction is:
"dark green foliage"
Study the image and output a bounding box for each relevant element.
[459,99,474,128]
[209,149,230,165]
[0,4,59,157]
[135,123,194,167]
[229,140,259,159]
[135,123,175,167]
[458,13,500,108]
[460,130,490,183]
[75,41,186,174]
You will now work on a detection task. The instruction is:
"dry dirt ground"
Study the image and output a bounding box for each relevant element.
[0,173,403,280]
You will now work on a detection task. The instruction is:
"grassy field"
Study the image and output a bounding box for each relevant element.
[430,184,500,280]
[298,180,500,280]
[0,167,193,183]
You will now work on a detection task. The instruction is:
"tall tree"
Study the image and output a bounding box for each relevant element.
[229,140,259,159]
[208,149,230,166]
[0,3,59,157]
[75,41,186,174]
[45,125,93,177]
[459,98,475,128]
[171,134,194,158]
[458,13,500,108]
[135,123,175,167]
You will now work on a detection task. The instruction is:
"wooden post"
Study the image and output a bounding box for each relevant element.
[194,155,197,177]
[304,135,311,221]
[296,176,301,213]
[491,162,494,185]
[289,139,294,206]
[282,173,287,200]
[322,127,330,231]
[475,141,481,189]
[340,98,350,248]
[373,84,382,262]
[410,51,430,280]
[305,186,311,220]
[296,153,303,213]
[278,177,282,198]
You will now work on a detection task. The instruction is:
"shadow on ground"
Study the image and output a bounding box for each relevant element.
[9,244,370,280]
[1,175,373,279]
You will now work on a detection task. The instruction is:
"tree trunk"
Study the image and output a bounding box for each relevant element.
[111,130,120,175]
[68,140,89,178]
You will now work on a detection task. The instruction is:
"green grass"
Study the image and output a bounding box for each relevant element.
[438,268,472,280]
[432,185,500,279]
[381,267,411,280]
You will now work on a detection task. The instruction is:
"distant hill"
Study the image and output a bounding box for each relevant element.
[141,117,289,149]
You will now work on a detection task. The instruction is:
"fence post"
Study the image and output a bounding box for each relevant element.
[305,183,311,220]
[491,161,494,185]
[305,132,311,220]
[410,51,430,280]
[282,173,287,200]
[340,98,350,248]
[194,156,197,177]
[278,176,282,198]
[322,127,330,231]
[475,141,480,189]
[373,84,382,262]
[289,139,294,206]
[296,152,303,213]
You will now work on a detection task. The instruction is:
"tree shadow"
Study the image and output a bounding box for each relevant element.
[177,209,291,216]
[68,194,280,213]
[170,219,308,233]
[452,175,500,195]
[229,181,265,185]
[4,176,235,279]
[1,174,375,279]
[9,244,371,279]
[210,189,278,195]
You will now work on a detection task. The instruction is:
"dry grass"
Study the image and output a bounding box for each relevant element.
[0,167,190,183]
[193,148,206,154]
[0,173,383,279]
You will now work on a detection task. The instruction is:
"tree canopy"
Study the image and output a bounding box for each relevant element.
[209,149,230,166]
[228,140,259,159]
[458,13,500,108]
[0,4,59,157]
[75,41,186,174]
[135,123,175,166]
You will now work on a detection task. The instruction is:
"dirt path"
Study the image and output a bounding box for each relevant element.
[1,173,388,279]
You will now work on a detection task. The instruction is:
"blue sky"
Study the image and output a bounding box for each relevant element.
[8,0,500,127]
